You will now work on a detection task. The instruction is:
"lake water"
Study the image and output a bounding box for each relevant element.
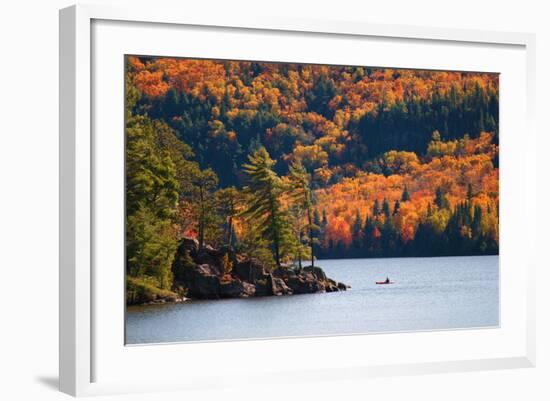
[126,255,499,344]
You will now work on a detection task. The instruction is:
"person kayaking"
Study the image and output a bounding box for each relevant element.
[376,277,393,285]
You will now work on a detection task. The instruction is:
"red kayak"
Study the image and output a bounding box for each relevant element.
[376,281,394,285]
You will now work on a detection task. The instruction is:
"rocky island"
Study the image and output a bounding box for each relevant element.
[127,237,349,305]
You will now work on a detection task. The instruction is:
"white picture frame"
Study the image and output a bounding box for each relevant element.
[59,3,536,397]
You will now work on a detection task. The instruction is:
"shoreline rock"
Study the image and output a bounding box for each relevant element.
[172,238,350,301]
[129,237,350,305]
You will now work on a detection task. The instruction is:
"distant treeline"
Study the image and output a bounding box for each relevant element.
[130,57,499,188]
[314,191,498,260]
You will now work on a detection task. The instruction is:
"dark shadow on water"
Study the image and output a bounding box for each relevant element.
[35,376,58,391]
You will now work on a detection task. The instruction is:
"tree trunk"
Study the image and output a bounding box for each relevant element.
[269,193,281,268]
[308,208,315,269]
[274,242,280,268]
[198,221,204,252]
[227,216,233,247]
[198,186,204,252]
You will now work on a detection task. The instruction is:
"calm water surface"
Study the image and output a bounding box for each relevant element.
[126,255,499,344]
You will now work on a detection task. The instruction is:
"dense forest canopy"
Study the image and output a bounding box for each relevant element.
[125,56,499,297]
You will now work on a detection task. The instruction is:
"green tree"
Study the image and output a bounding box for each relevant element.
[125,72,140,121]
[352,210,363,252]
[126,116,179,219]
[382,198,391,218]
[241,147,292,268]
[393,199,401,216]
[124,71,183,300]
[288,160,319,268]
[126,206,178,289]
[237,210,275,268]
[287,205,311,269]
[125,95,180,293]
[435,187,450,209]
[217,186,240,247]
[363,215,377,257]
[380,215,399,256]
[401,186,411,202]
[193,168,220,251]
[372,199,381,218]
[305,72,336,118]
[472,204,483,238]
[153,119,200,198]
[315,209,328,257]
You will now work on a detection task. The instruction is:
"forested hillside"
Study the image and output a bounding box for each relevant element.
[125,56,499,299]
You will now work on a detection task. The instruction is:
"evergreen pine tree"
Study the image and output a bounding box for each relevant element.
[288,160,319,268]
[401,186,411,202]
[193,169,220,251]
[363,215,376,257]
[372,199,380,218]
[393,200,401,216]
[241,147,292,268]
[352,210,363,251]
[435,187,450,209]
[382,198,391,218]
[217,186,240,248]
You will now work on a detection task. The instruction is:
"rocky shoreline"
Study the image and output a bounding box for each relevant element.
[129,237,350,305]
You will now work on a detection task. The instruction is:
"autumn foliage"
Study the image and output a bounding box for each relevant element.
[126,55,499,277]
[314,132,498,256]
